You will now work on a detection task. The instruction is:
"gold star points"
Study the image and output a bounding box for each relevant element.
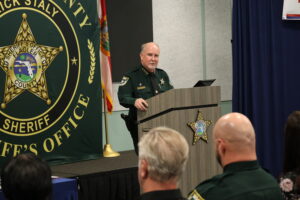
[71,57,78,65]
[0,13,63,108]
[187,111,212,145]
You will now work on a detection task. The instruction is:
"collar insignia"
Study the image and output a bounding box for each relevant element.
[141,67,149,75]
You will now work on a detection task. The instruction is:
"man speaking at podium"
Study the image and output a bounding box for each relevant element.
[118,42,173,154]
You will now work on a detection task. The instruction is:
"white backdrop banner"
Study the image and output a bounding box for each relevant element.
[283,0,300,20]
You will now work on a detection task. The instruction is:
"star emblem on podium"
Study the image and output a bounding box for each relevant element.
[187,111,212,145]
[0,13,63,109]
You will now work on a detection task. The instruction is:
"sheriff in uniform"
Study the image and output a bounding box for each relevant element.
[188,113,283,200]
[118,42,173,154]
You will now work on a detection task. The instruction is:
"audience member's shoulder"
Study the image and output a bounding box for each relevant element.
[257,167,280,183]
[187,174,226,200]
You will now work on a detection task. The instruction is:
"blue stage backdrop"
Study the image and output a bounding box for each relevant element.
[232,0,300,176]
[0,0,102,166]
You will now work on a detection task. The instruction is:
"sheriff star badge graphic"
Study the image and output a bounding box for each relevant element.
[187,111,212,145]
[0,13,63,109]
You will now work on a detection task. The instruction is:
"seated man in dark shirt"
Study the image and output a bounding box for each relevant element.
[138,127,188,200]
[1,153,52,200]
[118,42,173,154]
[188,113,283,200]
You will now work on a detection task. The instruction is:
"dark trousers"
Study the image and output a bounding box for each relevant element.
[129,125,139,155]
[121,113,138,155]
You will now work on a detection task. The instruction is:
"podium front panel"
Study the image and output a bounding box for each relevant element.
[138,105,222,196]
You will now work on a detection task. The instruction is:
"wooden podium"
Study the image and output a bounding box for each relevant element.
[137,86,222,195]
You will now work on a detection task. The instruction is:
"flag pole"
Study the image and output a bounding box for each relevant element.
[102,89,120,157]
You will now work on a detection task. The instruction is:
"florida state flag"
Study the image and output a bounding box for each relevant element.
[98,0,113,112]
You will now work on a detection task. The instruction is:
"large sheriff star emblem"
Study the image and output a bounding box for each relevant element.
[0,13,63,109]
[187,111,212,145]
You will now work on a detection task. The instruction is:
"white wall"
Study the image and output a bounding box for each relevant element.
[113,0,232,109]
[152,0,204,89]
[205,0,232,100]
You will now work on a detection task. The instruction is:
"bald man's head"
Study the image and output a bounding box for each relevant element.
[140,42,160,73]
[213,112,257,167]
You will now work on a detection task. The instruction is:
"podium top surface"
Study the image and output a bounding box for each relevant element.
[137,86,220,122]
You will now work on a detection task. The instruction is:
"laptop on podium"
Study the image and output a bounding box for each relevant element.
[193,79,216,87]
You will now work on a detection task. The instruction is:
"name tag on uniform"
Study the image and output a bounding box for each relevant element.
[137,86,146,90]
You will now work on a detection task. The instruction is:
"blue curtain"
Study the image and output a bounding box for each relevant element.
[232,0,300,176]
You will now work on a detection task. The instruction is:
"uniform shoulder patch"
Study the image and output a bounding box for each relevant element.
[188,190,205,200]
[119,76,129,86]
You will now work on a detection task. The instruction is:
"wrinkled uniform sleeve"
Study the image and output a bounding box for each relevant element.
[118,75,136,108]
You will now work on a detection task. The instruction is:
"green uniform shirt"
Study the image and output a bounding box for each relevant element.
[118,65,173,109]
[188,161,283,200]
[117,65,173,153]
